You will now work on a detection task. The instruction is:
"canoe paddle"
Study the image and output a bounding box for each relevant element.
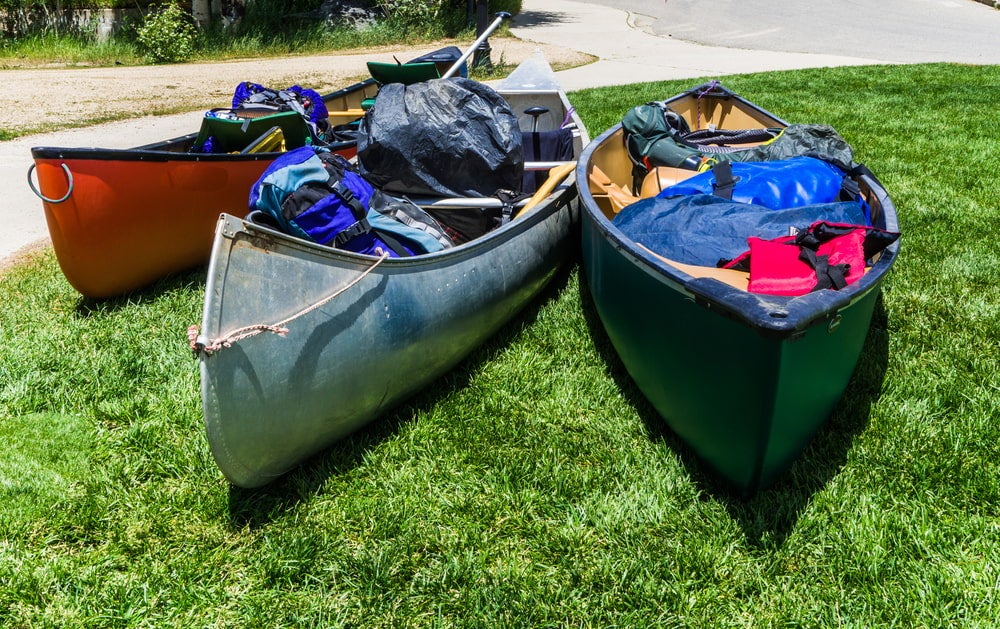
[441,12,512,79]
[514,162,576,218]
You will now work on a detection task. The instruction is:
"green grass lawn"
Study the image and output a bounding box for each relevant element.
[1,62,999,627]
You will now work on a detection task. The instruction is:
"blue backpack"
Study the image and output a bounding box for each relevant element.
[249,146,454,257]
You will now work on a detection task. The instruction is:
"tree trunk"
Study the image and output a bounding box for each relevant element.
[191,0,211,29]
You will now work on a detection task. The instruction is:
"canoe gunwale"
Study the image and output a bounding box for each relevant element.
[29,141,360,163]
[29,78,377,161]
[577,122,900,339]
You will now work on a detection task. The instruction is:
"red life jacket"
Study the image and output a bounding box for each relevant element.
[724,221,899,296]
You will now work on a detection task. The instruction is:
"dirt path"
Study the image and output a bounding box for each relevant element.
[4,39,592,137]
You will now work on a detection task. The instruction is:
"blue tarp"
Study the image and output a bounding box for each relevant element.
[612,194,869,266]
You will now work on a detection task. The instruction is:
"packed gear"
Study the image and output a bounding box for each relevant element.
[722,221,901,296]
[357,78,524,198]
[249,146,454,257]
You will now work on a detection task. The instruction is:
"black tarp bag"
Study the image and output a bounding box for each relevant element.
[357,78,524,198]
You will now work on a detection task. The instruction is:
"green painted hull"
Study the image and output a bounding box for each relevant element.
[582,217,882,493]
[577,84,899,494]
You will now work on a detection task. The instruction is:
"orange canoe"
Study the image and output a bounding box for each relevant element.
[29,79,378,299]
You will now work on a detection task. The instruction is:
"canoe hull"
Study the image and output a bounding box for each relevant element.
[578,84,899,494]
[202,196,578,487]
[198,78,587,487]
[582,214,882,492]
[30,80,377,299]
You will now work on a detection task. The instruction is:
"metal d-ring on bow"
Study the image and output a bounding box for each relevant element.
[27,162,74,204]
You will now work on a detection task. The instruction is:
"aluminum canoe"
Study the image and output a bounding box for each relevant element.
[29,79,378,299]
[194,75,587,487]
[577,82,900,495]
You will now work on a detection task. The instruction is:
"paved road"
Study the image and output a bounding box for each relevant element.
[509,0,883,91]
[577,0,1000,65]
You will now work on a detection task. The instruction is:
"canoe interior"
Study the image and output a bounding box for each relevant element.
[584,86,785,221]
[133,79,379,155]
[577,82,900,494]
[582,85,895,304]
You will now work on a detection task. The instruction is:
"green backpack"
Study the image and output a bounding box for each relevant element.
[621,102,855,172]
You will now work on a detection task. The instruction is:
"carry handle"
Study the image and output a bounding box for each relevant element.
[524,106,549,133]
[27,162,74,204]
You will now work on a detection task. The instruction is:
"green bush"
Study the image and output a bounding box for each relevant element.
[373,0,523,37]
[136,2,195,63]
[376,0,440,29]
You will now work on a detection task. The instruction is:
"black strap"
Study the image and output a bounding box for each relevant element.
[331,180,366,220]
[332,218,372,248]
[495,189,528,224]
[329,181,412,256]
[711,162,739,200]
[798,248,849,291]
[371,229,413,257]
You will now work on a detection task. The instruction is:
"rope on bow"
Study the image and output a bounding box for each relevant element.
[189,251,389,355]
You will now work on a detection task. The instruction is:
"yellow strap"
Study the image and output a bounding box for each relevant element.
[326,108,366,118]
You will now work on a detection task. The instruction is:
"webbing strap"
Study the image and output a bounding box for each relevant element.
[798,248,850,291]
[711,162,739,200]
[371,229,413,257]
[495,189,528,225]
[330,180,365,219]
[333,219,372,247]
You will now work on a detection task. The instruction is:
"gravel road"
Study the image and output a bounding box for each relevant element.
[3,38,591,137]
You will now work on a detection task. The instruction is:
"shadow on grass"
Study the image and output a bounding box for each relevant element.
[226,260,578,529]
[578,270,889,548]
[72,268,207,317]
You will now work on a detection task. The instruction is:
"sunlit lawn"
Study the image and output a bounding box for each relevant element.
[1,62,998,627]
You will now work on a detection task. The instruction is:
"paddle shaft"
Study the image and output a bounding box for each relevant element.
[441,12,511,79]
[515,162,576,218]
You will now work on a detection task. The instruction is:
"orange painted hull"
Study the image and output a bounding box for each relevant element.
[30,80,375,299]
[34,153,271,298]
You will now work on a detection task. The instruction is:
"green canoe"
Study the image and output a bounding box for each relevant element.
[577,83,900,495]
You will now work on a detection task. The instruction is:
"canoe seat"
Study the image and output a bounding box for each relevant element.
[363,60,443,111]
[326,108,365,118]
[639,166,699,198]
[588,164,638,217]
[367,61,440,86]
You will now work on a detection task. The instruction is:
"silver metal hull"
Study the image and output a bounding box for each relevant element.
[197,82,586,487]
